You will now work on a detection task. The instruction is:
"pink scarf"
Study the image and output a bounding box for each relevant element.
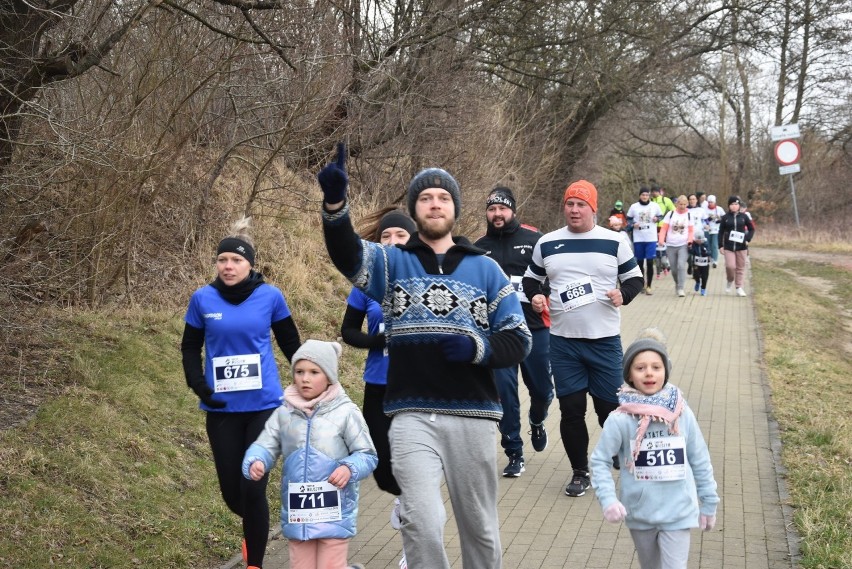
[283,383,342,416]
[614,384,685,471]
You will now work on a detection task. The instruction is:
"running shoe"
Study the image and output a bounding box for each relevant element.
[530,422,548,452]
[564,469,590,497]
[503,455,525,477]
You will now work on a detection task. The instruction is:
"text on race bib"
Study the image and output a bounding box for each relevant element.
[212,353,262,392]
[631,436,686,481]
[288,481,343,523]
[559,276,596,312]
[510,275,529,303]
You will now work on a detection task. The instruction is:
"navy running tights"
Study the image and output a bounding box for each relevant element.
[558,391,619,472]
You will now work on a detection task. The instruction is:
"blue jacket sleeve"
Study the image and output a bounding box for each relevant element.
[590,415,624,510]
[242,443,277,480]
[337,405,378,483]
[683,407,720,515]
[241,409,286,479]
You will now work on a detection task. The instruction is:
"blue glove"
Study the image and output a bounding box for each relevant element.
[439,334,475,363]
[317,142,348,204]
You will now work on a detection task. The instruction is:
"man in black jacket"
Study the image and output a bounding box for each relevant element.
[475,186,554,478]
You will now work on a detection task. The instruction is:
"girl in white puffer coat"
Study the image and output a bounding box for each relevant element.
[242,340,377,569]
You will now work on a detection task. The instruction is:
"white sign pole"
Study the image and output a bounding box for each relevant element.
[788,174,800,228]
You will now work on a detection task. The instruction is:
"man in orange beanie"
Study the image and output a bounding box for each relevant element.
[563,180,598,213]
[523,179,644,498]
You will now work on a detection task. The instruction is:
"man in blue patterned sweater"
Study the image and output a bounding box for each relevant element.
[317,143,531,569]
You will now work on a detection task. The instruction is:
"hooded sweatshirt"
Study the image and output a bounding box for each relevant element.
[590,383,719,530]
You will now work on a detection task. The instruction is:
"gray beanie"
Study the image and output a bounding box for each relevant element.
[291,340,343,384]
[622,329,671,385]
[407,168,461,219]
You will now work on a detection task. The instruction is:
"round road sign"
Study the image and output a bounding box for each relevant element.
[774,139,801,165]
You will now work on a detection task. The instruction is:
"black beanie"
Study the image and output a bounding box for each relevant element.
[217,237,255,266]
[623,329,672,386]
[728,195,741,206]
[378,210,417,236]
[486,186,516,212]
[407,168,461,219]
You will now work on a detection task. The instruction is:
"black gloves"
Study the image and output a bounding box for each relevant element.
[189,380,226,409]
[317,142,348,205]
[439,334,475,363]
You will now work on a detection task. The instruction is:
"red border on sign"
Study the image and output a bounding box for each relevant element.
[774,139,801,165]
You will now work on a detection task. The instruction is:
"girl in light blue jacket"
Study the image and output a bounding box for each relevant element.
[243,339,377,569]
[591,329,719,569]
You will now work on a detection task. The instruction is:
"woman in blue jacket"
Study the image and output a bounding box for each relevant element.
[181,218,302,569]
[340,210,415,500]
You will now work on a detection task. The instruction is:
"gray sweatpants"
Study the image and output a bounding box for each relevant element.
[389,412,501,569]
[629,528,691,569]
[665,244,688,291]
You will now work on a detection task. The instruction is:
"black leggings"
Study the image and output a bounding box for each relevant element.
[693,265,709,289]
[363,382,401,495]
[558,390,619,472]
[642,258,655,286]
[206,409,275,568]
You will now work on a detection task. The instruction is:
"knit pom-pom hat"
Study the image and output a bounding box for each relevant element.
[623,328,671,386]
[291,340,343,384]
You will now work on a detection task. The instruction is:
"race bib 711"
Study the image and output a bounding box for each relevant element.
[288,481,342,523]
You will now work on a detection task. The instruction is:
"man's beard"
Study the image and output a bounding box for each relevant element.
[417,216,455,240]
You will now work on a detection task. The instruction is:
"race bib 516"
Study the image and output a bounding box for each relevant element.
[631,436,686,481]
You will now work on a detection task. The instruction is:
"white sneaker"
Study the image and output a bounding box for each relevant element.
[725,282,733,293]
[390,497,401,530]
[677,289,685,297]
[736,288,747,297]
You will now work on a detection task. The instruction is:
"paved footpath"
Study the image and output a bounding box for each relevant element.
[224,253,799,568]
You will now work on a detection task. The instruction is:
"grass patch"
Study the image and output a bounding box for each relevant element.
[0,307,366,568]
[757,224,852,254]
[5,215,851,568]
[752,258,852,569]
